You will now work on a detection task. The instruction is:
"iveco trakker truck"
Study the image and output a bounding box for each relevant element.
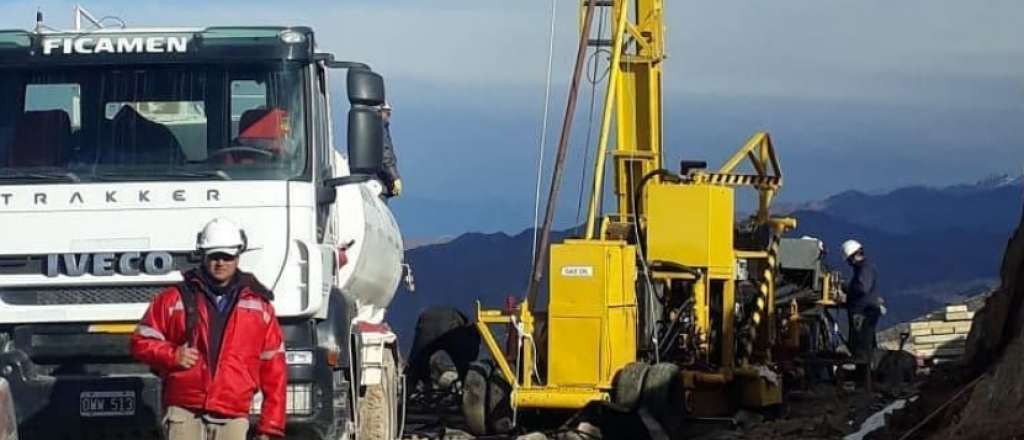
[0,14,405,440]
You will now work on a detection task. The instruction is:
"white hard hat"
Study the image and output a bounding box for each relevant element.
[381,101,392,111]
[841,239,863,260]
[196,217,248,256]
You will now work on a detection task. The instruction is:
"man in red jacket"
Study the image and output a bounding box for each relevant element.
[131,218,287,440]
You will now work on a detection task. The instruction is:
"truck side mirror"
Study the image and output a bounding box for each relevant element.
[347,68,385,175]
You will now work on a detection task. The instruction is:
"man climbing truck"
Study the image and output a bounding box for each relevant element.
[0,10,405,440]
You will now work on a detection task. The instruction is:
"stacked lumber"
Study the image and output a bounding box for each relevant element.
[908,304,975,359]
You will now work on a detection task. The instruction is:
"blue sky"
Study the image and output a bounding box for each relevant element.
[3,0,1022,240]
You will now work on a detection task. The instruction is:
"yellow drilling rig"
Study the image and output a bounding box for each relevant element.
[449,0,802,436]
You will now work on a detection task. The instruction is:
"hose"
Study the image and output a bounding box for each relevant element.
[631,169,683,257]
[656,298,696,360]
[397,373,407,440]
[630,169,681,361]
[649,260,701,278]
[530,0,561,272]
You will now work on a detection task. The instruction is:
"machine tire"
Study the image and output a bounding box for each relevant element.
[358,349,398,440]
[462,360,514,436]
[462,360,492,436]
[643,363,683,438]
[612,362,649,411]
[641,363,678,409]
[485,365,514,435]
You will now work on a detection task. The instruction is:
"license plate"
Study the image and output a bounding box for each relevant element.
[80,391,136,417]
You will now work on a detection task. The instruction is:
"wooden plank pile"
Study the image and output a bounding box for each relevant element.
[908,304,975,359]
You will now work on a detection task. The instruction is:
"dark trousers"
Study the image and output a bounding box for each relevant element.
[848,306,881,363]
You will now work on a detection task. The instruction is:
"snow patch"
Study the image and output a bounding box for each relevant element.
[843,396,918,440]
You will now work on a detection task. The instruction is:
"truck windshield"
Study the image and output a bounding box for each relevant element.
[0,62,307,183]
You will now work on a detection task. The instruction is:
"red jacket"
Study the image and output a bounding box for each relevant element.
[130,270,287,437]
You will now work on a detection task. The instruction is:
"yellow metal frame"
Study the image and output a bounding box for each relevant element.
[473,0,795,416]
[585,0,664,240]
[474,301,526,389]
[474,299,614,409]
[693,132,784,224]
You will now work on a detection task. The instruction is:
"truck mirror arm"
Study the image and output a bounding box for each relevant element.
[325,60,371,70]
[314,53,371,71]
[316,174,376,205]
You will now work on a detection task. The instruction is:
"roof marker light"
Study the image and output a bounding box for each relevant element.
[280,31,305,44]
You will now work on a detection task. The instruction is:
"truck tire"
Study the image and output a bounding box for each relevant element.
[358,349,398,440]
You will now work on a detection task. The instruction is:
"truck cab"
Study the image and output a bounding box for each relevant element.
[0,24,404,440]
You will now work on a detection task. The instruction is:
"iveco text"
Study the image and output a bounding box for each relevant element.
[46,252,175,277]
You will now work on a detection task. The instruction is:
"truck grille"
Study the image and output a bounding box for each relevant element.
[0,285,166,305]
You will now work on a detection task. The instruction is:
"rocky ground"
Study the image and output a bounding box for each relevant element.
[671,379,916,440]
[403,197,1024,440]
[403,378,920,440]
[861,198,1024,440]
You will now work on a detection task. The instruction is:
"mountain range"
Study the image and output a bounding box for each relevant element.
[389,175,1024,351]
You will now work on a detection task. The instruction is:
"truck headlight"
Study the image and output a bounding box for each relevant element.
[251,384,313,416]
[286,350,314,366]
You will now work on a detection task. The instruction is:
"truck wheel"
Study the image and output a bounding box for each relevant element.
[359,349,398,440]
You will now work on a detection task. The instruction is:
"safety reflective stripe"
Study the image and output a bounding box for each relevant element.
[136,324,166,341]
[238,299,263,311]
[261,342,285,361]
[168,300,184,315]
[238,299,271,324]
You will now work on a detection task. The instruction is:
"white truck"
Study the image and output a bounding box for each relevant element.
[0,10,406,440]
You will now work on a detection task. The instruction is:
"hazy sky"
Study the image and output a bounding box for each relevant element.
[2,0,1022,239]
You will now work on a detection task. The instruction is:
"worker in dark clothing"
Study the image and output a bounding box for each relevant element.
[379,102,402,198]
[131,218,286,440]
[405,307,480,393]
[840,239,881,364]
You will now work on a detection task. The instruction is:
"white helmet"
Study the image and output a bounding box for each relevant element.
[196,217,248,256]
[380,101,392,111]
[841,239,863,260]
